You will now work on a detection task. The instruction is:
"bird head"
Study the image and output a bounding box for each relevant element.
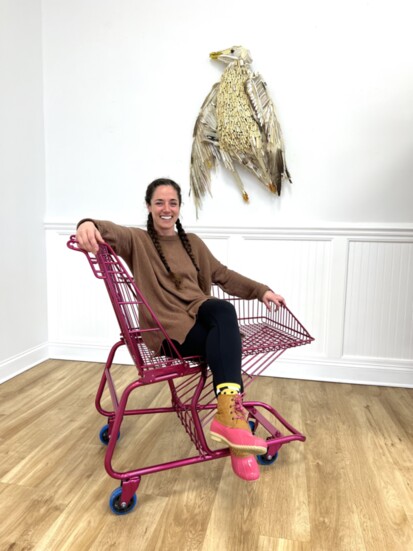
[209,46,252,65]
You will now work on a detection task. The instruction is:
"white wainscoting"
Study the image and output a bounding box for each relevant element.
[43,223,413,388]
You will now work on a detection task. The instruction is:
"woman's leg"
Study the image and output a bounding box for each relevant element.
[177,299,243,390]
[175,299,267,458]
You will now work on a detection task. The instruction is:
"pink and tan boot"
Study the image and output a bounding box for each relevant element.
[210,393,267,455]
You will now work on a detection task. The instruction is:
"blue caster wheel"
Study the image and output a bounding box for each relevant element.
[248,420,279,465]
[109,487,137,515]
[99,424,120,445]
[257,451,279,465]
[248,420,257,433]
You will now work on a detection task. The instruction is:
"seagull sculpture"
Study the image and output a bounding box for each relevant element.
[190,46,292,214]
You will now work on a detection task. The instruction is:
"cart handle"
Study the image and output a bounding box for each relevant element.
[67,234,107,280]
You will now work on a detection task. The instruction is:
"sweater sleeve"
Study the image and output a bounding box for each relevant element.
[191,234,270,301]
[77,218,136,266]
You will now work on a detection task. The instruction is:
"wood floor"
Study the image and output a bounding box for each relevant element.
[0,359,412,551]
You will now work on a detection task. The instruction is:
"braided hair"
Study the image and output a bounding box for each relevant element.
[145,178,206,291]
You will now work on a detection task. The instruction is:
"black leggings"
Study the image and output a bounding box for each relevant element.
[172,299,243,390]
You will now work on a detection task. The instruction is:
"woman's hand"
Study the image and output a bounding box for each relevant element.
[262,290,286,311]
[76,221,105,254]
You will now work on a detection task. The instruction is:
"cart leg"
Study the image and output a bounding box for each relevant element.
[120,478,141,505]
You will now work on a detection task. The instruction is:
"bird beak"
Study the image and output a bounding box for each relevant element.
[210,48,237,63]
[209,50,223,60]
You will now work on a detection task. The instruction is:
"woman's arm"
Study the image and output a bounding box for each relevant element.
[76,219,137,267]
[192,234,286,306]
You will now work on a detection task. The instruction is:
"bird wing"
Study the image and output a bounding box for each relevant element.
[244,72,291,195]
[190,83,224,214]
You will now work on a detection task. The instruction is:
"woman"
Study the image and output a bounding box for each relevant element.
[76,178,285,481]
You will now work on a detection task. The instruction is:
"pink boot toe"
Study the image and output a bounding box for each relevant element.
[230,450,260,481]
[210,419,267,454]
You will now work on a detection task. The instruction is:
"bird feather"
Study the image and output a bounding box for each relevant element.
[190,83,220,213]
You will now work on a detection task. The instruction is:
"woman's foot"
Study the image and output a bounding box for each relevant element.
[210,394,267,455]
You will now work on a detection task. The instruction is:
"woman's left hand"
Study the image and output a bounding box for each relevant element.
[262,290,286,311]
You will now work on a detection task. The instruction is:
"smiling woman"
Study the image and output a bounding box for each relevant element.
[76,177,286,481]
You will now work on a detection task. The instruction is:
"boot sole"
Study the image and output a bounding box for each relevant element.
[210,432,267,455]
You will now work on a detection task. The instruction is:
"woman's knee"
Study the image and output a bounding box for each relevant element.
[200,298,237,321]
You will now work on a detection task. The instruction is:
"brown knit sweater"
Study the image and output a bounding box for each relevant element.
[78,219,270,352]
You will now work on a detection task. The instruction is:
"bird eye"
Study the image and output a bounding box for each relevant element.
[230,49,234,53]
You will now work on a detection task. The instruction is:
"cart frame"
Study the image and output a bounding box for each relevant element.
[67,236,314,514]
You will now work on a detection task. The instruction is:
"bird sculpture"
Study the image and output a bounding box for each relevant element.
[190,46,292,214]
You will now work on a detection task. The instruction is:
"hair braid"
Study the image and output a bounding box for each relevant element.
[147,213,182,289]
[176,219,200,271]
[176,219,207,292]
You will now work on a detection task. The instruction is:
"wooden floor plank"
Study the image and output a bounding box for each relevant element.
[340,385,413,551]
[0,481,67,549]
[301,381,368,551]
[258,536,311,551]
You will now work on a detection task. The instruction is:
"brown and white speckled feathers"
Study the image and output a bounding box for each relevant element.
[190,46,291,215]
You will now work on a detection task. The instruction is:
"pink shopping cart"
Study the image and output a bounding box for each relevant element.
[67,236,314,515]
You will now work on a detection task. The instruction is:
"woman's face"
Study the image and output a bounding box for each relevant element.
[147,185,181,236]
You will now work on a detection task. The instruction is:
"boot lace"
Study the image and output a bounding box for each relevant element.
[232,393,248,421]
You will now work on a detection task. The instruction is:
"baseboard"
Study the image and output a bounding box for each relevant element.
[263,357,413,388]
[47,343,413,388]
[3,341,411,388]
[0,343,49,384]
[48,341,133,366]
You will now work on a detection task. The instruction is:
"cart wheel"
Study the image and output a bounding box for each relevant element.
[248,420,257,433]
[99,424,120,445]
[248,421,278,464]
[109,487,137,515]
[257,451,279,465]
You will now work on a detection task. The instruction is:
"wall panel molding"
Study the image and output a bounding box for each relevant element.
[45,221,413,239]
[344,240,413,359]
[46,222,413,388]
[4,222,412,386]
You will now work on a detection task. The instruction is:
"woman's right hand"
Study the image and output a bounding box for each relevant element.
[76,221,105,254]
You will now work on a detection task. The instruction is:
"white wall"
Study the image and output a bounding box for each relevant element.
[42,0,413,226]
[0,0,48,381]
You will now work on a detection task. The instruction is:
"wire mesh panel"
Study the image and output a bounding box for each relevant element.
[67,237,203,383]
[210,285,314,385]
[212,285,313,350]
